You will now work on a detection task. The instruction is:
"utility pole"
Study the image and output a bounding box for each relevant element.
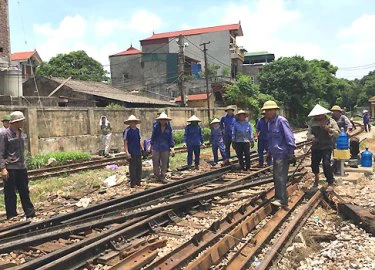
[177,35,186,107]
[200,41,211,120]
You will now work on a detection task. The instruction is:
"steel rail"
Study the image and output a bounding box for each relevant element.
[223,191,305,270]
[16,211,173,270]
[256,189,322,270]
[0,165,232,239]
[145,173,306,270]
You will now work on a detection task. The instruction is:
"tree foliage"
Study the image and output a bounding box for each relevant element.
[36,50,107,82]
[257,56,364,126]
[223,74,273,116]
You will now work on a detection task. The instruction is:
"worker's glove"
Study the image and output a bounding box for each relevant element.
[288,153,297,166]
[250,141,255,148]
[1,168,8,182]
[182,143,187,148]
[170,148,175,157]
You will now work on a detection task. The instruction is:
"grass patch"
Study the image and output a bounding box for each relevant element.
[169,148,211,170]
[173,128,211,145]
[26,151,92,170]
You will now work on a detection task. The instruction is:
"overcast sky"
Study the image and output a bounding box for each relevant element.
[8,0,375,79]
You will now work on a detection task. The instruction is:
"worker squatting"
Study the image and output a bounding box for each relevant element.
[0,103,371,219]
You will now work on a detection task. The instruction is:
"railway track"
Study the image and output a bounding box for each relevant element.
[0,126,363,269]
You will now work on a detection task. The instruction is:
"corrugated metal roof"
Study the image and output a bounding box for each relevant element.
[175,93,209,102]
[141,23,243,42]
[50,77,174,106]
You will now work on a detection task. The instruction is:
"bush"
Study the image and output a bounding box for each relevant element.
[26,151,92,170]
[203,128,211,142]
[173,130,185,145]
[106,103,124,109]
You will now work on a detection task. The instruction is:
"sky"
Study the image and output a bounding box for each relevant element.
[8,0,375,79]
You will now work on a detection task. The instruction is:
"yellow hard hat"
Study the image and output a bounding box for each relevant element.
[261,100,279,110]
[330,105,342,111]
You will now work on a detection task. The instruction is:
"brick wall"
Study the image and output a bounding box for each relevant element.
[0,0,10,57]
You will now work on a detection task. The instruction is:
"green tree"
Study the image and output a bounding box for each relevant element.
[356,70,375,106]
[224,74,273,116]
[36,50,107,82]
[258,56,351,126]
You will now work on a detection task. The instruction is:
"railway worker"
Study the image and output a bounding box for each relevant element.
[0,115,10,133]
[232,110,254,171]
[153,109,169,128]
[363,110,371,132]
[0,111,35,219]
[123,115,143,188]
[331,105,350,132]
[184,115,204,170]
[220,105,236,159]
[209,118,228,166]
[262,100,296,208]
[151,112,175,182]
[99,115,112,157]
[307,104,339,187]
[256,111,272,168]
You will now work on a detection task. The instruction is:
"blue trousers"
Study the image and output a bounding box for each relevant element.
[224,136,232,158]
[212,143,226,163]
[258,140,272,166]
[273,158,289,205]
[187,145,200,166]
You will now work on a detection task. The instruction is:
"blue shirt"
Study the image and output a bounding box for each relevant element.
[210,127,224,146]
[184,124,203,146]
[232,120,254,143]
[220,114,235,139]
[256,117,268,141]
[267,115,296,159]
[151,122,174,152]
[363,113,370,124]
[153,120,171,128]
[123,127,141,156]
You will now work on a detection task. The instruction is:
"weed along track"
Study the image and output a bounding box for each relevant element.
[0,127,369,269]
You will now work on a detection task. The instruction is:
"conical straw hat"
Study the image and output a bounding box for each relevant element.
[308,104,331,117]
[236,110,248,117]
[210,118,220,124]
[187,115,201,122]
[124,114,141,124]
[156,112,171,120]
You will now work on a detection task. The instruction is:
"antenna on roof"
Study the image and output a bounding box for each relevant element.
[152,30,155,35]
[239,20,241,24]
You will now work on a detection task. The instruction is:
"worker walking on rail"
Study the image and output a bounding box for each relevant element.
[0,111,35,219]
[151,112,175,182]
[256,111,272,168]
[220,105,236,159]
[123,115,143,188]
[184,115,204,170]
[307,104,339,187]
[232,110,254,171]
[363,110,371,132]
[262,101,296,208]
[209,118,228,166]
[0,115,10,133]
[100,115,112,157]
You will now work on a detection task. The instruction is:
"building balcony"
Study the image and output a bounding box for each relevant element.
[230,47,244,62]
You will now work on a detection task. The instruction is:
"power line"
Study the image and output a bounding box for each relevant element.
[338,62,375,70]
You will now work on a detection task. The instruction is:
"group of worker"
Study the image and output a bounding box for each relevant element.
[0,102,372,219]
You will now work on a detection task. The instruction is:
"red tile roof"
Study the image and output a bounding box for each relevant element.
[141,23,242,42]
[111,46,142,57]
[11,51,37,61]
[175,93,209,102]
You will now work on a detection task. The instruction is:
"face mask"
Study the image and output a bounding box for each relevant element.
[191,122,198,126]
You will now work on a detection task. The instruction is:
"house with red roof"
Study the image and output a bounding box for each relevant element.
[175,93,214,108]
[10,50,42,82]
[109,23,244,104]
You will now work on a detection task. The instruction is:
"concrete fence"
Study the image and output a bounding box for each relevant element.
[0,106,227,156]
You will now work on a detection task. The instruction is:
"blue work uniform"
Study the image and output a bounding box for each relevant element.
[232,120,254,170]
[151,123,174,152]
[210,127,227,163]
[220,114,235,158]
[123,127,142,187]
[256,117,271,166]
[184,124,203,166]
[267,114,296,205]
